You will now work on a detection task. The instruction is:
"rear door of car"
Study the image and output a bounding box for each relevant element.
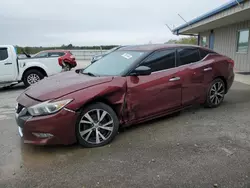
[198,48,215,87]
[176,47,204,106]
[177,47,215,106]
[126,48,182,121]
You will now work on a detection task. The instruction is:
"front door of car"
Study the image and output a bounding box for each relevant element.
[0,47,16,82]
[126,49,182,121]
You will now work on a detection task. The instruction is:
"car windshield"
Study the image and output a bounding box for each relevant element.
[83,51,145,76]
[104,47,119,55]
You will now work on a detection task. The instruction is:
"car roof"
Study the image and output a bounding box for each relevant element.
[40,50,70,53]
[118,44,202,52]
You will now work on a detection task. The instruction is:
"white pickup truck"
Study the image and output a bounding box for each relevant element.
[0,45,63,88]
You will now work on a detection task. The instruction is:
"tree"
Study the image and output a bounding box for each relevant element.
[165,36,198,45]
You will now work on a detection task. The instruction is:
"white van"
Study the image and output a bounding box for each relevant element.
[0,45,63,87]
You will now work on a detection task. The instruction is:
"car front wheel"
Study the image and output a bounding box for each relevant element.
[76,102,119,148]
[205,78,226,108]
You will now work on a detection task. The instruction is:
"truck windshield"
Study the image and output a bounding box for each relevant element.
[83,51,145,76]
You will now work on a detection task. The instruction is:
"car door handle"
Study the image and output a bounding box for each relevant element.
[4,63,12,65]
[203,67,212,72]
[169,77,180,82]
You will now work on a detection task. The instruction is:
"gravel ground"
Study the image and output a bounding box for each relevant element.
[0,81,250,188]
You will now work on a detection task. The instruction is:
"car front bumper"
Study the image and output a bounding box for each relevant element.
[15,108,78,145]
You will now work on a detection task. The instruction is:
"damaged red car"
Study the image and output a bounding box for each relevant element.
[15,44,234,147]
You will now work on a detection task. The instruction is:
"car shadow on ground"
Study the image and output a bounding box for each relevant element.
[18,82,250,154]
[0,84,26,92]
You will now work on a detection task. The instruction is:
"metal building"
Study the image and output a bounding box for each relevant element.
[173,0,250,72]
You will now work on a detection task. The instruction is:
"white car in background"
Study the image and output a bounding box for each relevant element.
[0,45,63,88]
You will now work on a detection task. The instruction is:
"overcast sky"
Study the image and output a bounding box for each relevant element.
[0,0,229,46]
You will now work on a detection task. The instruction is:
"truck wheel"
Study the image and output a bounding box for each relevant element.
[23,69,45,87]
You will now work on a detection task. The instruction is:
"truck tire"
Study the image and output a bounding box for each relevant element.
[23,69,45,87]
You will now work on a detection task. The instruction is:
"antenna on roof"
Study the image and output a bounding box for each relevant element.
[178,14,191,26]
[235,0,244,9]
[165,24,174,34]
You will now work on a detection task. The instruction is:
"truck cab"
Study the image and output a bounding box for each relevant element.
[0,45,63,87]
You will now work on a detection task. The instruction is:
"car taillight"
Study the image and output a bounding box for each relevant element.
[58,57,62,66]
[227,59,234,67]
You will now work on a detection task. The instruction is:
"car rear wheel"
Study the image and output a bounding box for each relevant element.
[205,78,226,108]
[76,102,119,148]
[23,69,45,87]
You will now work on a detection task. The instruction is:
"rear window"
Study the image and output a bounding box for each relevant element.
[48,52,65,57]
[199,49,211,59]
[178,48,200,66]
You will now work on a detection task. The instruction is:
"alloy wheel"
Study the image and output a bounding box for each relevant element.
[27,74,41,85]
[209,81,225,105]
[79,109,114,145]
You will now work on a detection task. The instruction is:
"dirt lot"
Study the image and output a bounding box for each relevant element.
[0,81,250,188]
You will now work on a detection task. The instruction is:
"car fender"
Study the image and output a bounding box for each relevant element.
[18,61,49,80]
[61,77,128,123]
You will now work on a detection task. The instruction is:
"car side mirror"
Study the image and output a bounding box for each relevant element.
[130,66,151,76]
[75,69,84,73]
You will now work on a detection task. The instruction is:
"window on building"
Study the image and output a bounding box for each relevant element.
[177,48,200,66]
[237,30,249,53]
[201,36,207,47]
[141,49,176,72]
[0,48,8,61]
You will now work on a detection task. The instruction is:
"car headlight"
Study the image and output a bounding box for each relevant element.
[27,99,73,116]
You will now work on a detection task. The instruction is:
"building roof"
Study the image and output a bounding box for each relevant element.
[173,0,245,34]
[119,44,202,51]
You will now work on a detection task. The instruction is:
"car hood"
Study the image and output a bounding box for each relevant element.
[24,71,113,101]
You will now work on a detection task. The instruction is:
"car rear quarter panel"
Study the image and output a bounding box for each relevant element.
[64,77,127,123]
[210,55,234,87]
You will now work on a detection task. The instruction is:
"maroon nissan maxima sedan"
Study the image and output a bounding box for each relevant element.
[15,44,234,147]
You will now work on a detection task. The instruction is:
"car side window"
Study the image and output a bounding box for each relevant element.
[199,49,211,59]
[48,52,65,57]
[35,52,48,58]
[141,49,176,72]
[59,52,65,56]
[177,48,200,66]
[0,48,8,61]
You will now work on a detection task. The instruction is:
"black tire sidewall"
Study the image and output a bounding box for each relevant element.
[23,69,45,87]
[76,102,119,148]
[205,78,225,108]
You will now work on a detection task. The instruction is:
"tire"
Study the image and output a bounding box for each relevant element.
[64,63,71,71]
[23,69,45,87]
[204,78,226,108]
[61,61,71,71]
[76,102,119,148]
